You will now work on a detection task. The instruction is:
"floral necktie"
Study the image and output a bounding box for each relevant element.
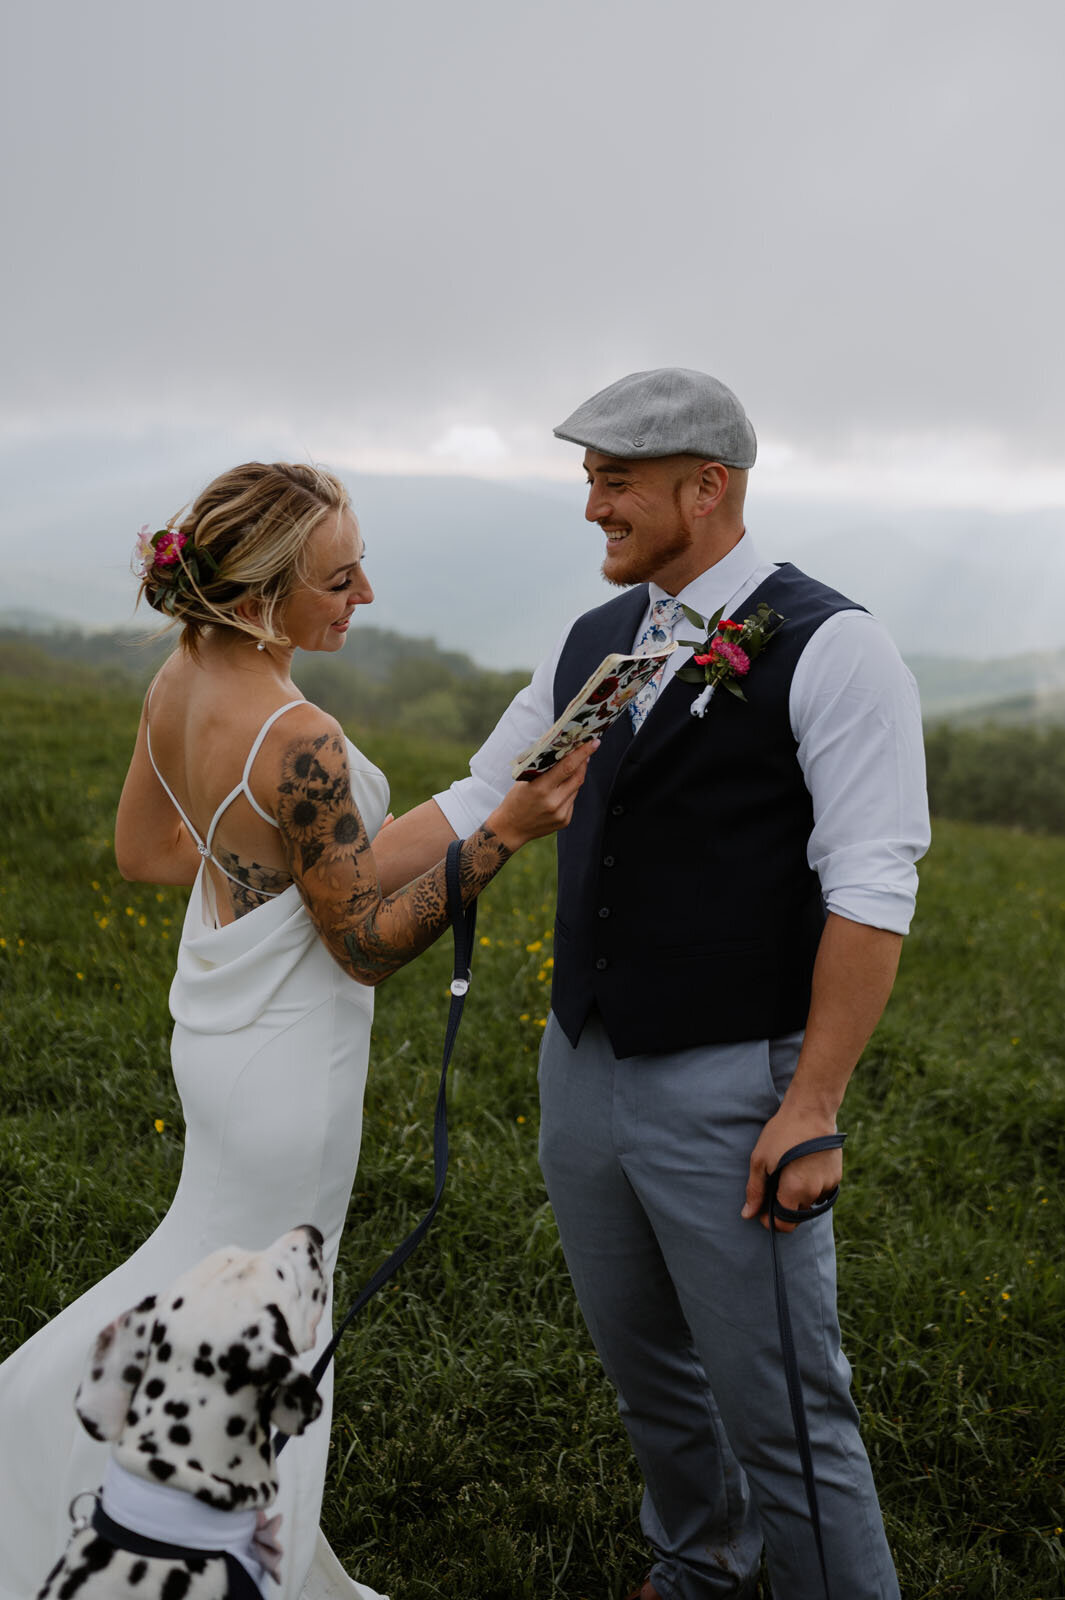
[629,596,686,732]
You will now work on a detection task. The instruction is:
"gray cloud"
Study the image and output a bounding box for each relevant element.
[2,0,1063,472]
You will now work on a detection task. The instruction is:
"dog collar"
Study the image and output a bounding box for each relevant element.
[91,1504,264,1599]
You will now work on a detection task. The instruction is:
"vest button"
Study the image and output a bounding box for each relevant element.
[597,906,610,918]
[610,803,624,816]
[602,854,615,867]
[595,957,608,970]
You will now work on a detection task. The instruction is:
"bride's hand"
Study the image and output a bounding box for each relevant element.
[252,1509,284,1583]
[487,741,598,852]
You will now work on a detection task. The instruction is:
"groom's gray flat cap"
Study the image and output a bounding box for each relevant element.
[554,368,757,468]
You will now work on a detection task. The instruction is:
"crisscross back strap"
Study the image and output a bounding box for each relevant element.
[204,700,304,847]
[145,691,304,894]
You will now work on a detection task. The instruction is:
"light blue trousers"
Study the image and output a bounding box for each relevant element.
[537,1012,900,1600]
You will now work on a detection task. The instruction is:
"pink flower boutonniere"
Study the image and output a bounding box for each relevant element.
[676,602,785,718]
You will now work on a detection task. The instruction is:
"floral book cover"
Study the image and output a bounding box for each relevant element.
[511,645,676,780]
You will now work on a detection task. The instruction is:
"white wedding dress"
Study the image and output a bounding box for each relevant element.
[0,727,391,1600]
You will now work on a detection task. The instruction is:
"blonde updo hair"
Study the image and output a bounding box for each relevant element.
[136,461,352,655]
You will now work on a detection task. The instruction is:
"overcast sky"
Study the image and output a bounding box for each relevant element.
[2,0,1064,531]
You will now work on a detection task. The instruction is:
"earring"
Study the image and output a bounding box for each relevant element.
[256,641,266,652]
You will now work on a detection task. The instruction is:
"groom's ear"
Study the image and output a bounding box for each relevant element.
[75,1294,158,1441]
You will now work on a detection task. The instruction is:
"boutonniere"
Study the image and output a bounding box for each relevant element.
[675,602,785,717]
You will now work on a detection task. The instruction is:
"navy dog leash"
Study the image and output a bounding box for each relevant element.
[764,1131,847,1600]
[276,839,476,1456]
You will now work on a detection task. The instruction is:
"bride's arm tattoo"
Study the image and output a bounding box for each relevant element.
[275,731,511,984]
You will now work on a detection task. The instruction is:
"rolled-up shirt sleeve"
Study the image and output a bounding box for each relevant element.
[791,609,930,935]
[433,629,570,837]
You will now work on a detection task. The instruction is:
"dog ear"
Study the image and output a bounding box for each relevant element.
[269,1364,323,1436]
[74,1295,157,1441]
[260,1303,324,1436]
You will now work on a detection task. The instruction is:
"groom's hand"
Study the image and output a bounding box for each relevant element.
[741,1103,843,1233]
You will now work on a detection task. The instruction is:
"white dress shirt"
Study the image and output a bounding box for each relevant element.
[434,533,930,935]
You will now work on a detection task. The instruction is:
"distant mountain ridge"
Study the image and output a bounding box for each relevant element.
[3,613,1065,727]
[1,437,1063,668]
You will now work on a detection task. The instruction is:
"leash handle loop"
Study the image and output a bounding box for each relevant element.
[764,1130,846,1600]
[276,839,475,1455]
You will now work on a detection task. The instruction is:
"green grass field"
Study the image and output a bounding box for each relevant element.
[1,677,1063,1599]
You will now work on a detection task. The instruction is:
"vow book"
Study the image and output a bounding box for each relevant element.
[511,645,676,779]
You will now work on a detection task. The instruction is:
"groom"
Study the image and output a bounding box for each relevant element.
[376,368,929,1598]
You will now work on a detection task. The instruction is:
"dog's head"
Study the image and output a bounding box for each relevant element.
[75,1225,327,1510]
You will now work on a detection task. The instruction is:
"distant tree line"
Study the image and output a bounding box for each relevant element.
[0,624,528,749]
[7,625,1065,832]
[924,722,1065,834]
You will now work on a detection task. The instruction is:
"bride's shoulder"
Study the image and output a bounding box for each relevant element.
[251,700,355,796]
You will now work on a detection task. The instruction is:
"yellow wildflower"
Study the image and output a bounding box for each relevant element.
[154,1119,165,1133]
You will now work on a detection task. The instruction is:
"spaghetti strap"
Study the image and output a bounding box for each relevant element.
[145,720,208,857]
[240,701,306,826]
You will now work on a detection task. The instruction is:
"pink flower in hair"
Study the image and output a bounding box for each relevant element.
[153,528,187,567]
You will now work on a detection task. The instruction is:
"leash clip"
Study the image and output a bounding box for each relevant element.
[449,974,470,997]
[68,1490,99,1534]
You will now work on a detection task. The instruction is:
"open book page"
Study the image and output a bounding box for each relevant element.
[511,645,676,779]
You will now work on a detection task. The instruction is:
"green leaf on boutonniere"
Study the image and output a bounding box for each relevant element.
[723,679,747,700]
[676,666,708,684]
[705,604,726,633]
[676,638,704,650]
[680,603,708,631]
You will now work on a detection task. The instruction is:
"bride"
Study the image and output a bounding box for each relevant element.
[0,461,592,1600]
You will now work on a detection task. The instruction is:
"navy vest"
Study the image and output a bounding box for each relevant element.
[550,563,864,1057]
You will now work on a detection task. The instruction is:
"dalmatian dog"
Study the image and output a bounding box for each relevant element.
[37,1225,328,1600]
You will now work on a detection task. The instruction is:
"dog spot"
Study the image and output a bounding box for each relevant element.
[91,1366,104,1382]
[137,1438,158,1455]
[164,1399,189,1418]
[156,1342,172,1363]
[134,1294,157,1313]
[219,1341,253,1393]
[228,1454,242,1469]
[193,1355,215,1377]
[150,1322,168,1345]
[168,1423,192,1446]
[265,1303,296,1355]
[187,1457,203,1472]
[148,1458,177,1482]
[145,1378,166,1399]
[128,1559,149,1585]
[121,1363,143,1386]
[81,1418,106,1442]
[259,1441,272,1462]
[171,1296,184,1309]
[125,1408,139,1427]
[226,1415,246,1436]
[160,1570,192,1600]
[266,1353,292,1384]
